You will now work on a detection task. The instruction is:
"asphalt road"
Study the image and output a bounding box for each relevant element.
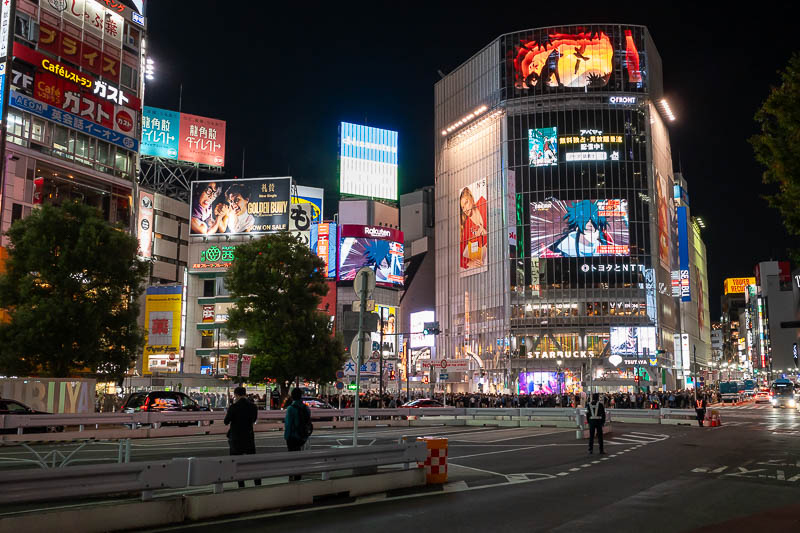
[3,403,799,532]
[139,403,800,533]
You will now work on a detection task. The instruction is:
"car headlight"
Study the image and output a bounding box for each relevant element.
[790,400,796,407]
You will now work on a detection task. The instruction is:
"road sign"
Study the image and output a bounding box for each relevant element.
[335,381,344,390]
[353,267,376,297]
[335,370,345,380]
[352,299,376,312]
[342,311,379,332]
[421,359,469,371]
[347,383,358,390]
[350,334,372,365]
[440,373,449,381]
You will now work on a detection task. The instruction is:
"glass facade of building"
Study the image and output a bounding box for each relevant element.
[435,24,705,392]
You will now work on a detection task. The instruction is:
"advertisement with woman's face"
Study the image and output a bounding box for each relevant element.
[459,178,488,276]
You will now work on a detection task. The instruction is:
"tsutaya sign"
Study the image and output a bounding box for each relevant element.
[530,351,599,359]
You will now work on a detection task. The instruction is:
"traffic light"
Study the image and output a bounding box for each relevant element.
[423,321,441,335]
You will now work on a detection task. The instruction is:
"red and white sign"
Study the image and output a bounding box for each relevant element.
[178,112,226,166]
[201,305,215,323]
[240,355,253,378]
[227,353,238,376]
[421,359,469,371]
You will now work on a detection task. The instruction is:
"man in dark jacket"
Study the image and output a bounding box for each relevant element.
[224,386,261,488]
[284,387,311,481]
[586,393,606,455]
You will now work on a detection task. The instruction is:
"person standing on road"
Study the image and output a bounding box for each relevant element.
[587,393,606,455]
[694,393,707,427]
[284,387,313,481]
[224,386,262,488]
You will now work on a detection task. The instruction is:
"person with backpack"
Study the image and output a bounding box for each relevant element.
[284,387,313,481]
[224,386,262,488]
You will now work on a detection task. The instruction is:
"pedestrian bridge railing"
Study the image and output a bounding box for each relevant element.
[0,441,428,504]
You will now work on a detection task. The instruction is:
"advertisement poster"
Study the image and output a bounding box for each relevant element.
[339,122,398,201]
[528,127,558,167]
[310,222,338,279]
[507,170,516,247]
[136,191,154,258]
[292,185,324,224]
[459,178,488,275]
[657,171,672,270]
[530,199,629,258]
[227,353,239,377]
[141,107,180,159]
[178,112,226,166]
[610,327,657,356]
[371,305,398,358]
[338,225,404,287]
[289,201,313,246]
[143,286,183,375]
[189,177,291,236]
[513,31,614,89]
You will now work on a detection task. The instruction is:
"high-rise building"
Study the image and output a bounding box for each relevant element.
[434,24,708,393]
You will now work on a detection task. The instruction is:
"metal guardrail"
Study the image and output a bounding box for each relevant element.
[0,442,427,503]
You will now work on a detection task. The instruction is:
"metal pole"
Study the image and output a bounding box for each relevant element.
[379,309,384,401]
[406,345,410,404]
[353,271,368,447]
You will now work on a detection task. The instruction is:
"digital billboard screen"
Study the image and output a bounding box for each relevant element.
[338,225,404,287]
[610,326,657,356]
[528,127,558,167]
[189,177,290,236]
[519,372,558,394]
[409,310,435,348]
[310,222,338,279]
[339,122,398,201]
[530,199,630,258]
[141,107,226,167]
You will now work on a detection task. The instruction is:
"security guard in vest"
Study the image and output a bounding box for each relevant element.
[587,393,606,454]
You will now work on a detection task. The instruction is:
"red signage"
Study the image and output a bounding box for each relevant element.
[178,113,226,166]
[339,224,404,243]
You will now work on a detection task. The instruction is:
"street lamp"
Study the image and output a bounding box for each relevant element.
[236,329,247,385]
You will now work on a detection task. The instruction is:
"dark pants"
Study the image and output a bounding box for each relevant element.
[588,421,604,452]
[696,409,706,427]
[286,438,305,480]
[229,439,261,488]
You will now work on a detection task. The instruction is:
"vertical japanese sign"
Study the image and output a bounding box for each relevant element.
[141,107,180,159]
[143,286,183,375]
[227,353,238,377]
[677,206,691,302]
[239,355,253,378]
[0,0,12,127]
[178,112,226,166]
[311,222,337,278]
[136,190,154,258]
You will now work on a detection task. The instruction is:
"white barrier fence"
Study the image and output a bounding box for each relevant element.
[0,407,703,442]
[1,441,428,504]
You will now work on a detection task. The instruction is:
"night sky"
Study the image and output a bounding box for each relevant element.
[145,4,797,319]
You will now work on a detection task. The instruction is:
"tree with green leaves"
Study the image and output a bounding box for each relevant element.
[224,232,345,401]
[751,52,800,257]
[0,202,149,380]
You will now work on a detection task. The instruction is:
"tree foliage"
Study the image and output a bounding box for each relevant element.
[0,202,149,379]
[751,52,800,255]
[224,232,346,400]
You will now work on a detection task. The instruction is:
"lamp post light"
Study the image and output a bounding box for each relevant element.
[236,329,247,385]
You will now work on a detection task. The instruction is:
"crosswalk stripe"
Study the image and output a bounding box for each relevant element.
[612,437,654,444]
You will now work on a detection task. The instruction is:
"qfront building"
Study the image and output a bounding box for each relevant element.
[434,24,709,394]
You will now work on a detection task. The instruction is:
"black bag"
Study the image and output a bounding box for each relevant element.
[297,404,313,440]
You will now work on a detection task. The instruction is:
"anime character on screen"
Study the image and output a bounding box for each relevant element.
[459,185,488,269]
[550,200,610,257]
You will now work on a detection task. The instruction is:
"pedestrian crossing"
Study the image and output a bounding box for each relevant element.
[604,431,669,446]
[715,404,773,410]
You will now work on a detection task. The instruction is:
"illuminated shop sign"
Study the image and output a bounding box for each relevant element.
[723,277,756,295]
[580,263,643,273]
[560,130,623,162]
[530,351,599,359]
[677,206,691,302]
[191,245,236,270]
[609,96,636,104]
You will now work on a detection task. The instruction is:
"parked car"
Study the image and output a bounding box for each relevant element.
[403,399,444,408]
[0,398,64,434]
[121,391,211,427]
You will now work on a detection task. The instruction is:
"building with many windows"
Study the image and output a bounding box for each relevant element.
[434,24,709,393]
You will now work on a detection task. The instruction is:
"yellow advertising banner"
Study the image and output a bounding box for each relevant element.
[724,277,756,295]
[143,285,183,375]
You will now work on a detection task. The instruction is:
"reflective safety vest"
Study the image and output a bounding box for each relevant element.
[696,399,704,409]
[589,403,602,420]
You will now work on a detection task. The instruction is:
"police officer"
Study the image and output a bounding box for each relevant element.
[587,393,606,454]
[694,392,707,427]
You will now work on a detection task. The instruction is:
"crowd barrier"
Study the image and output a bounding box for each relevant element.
[0,407,706,443]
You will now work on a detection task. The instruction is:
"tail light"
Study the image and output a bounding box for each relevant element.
[141,396,152,411]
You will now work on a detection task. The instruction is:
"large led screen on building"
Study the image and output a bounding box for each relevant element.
[610,326,657,356]
[530,199,630,258]
[310,222,338,279]
[519,372,558,394]
[409,310,435,349]
[338,225,404,287]
[141,107,226,166]
[459,178,488,275]
[189,177,290,236]
[528,127,558,167]
[339,122,398,201]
